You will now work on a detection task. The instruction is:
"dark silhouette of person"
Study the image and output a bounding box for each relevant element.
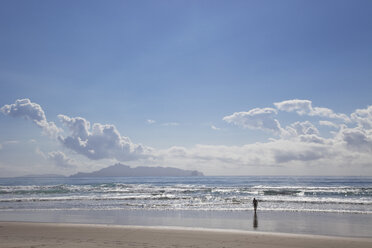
[253,212,258,229]
[253,198,258,213]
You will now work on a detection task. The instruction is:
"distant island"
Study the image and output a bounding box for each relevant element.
[69,164,204,177]
[18,174,66,178]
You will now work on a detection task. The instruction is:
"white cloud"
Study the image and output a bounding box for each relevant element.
[48,151,76,168]
[211,125,220,130]
[2,98,372,176]
[1,99,60,137]
[150,129,372,175]
[274,99,350,122]
[338,127,372,153]
[319,120,339,129]
[58,115,151,161]
[351,105,372,129]
[282,121,319,138]
[298,134,326,144]
[272,141,330,163]
[153,139,336,171]
[147,119,156,124]
[274,99,313,115]
[223,108,282,134]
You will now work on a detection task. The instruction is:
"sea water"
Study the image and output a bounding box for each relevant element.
[0,176,371,237]
[0,176,371,214]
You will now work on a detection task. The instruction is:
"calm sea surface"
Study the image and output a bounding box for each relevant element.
[1,176,371,214]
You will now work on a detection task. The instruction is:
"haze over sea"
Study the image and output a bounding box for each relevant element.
[1,175,371,237]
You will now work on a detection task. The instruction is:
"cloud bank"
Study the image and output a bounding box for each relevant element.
[1,98,372,175]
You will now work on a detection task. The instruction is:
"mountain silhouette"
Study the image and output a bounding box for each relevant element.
[70,163,204,177]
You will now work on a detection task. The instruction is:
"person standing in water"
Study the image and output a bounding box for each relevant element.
[253,198,258,213]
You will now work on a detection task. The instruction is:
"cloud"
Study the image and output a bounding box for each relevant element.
[283,121,319,137]
[272,141,330,163]
[47,151,76,168]
[1,99,60,137]
[58,114,150,161]
[274,99,313,115]
[211,125,220,130]
[319,120,339,129]
[280,121,325,144]
[274,99,350,122]
[154,139,336,171]
[339,127,372,153]
[298,135,326,144]
[147,119,156,124]
[223,108,282,134]
[351,105,372,129]
[2,98,372,175]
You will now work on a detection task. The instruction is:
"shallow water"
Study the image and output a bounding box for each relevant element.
[1,209,371,237]
[1,176,371,237]
[1,176,371,214]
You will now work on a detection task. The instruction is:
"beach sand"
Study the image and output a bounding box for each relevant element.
[1,222,371,248]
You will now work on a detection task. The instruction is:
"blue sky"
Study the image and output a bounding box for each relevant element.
[1,0,372,176]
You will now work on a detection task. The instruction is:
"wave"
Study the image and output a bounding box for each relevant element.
[1,184,371,196]
[0,206,371,215]
[0,194,185,203]
[1,194,371,206]
[1,181,371,214]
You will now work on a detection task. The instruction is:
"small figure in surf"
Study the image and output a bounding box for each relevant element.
[253,198,258,213]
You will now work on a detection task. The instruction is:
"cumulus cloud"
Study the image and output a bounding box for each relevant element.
[58,115,150,161]
[2,98,372,175]
[339,127,372,153]
[274,99,350,122]
[281,120,317,136]
[274,99,313,115]
[223,108,282,134]
[1,99,60,137]
[319,120,339,129]
[47,151,76,168]
[147,119,156,124]
[351,105,372,129]
[287,121,319,136]
[280,121,325,144]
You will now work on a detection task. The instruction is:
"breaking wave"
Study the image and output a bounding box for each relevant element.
[0,176,371,214]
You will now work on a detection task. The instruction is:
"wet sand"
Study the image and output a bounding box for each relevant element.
[1,209,372,237]
[1,222,371,248]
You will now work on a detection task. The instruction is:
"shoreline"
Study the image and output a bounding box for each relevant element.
[2,220,372,239]
[1,209,371,238]
[1,221,371,248]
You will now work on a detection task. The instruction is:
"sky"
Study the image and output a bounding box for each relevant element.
[1,0,372,177]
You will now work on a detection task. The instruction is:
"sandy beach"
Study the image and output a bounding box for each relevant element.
[1,222,371,248]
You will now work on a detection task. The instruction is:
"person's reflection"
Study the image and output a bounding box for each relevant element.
[253,212,258,229]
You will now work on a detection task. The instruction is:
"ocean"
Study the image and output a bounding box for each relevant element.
[1,176,371,237]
